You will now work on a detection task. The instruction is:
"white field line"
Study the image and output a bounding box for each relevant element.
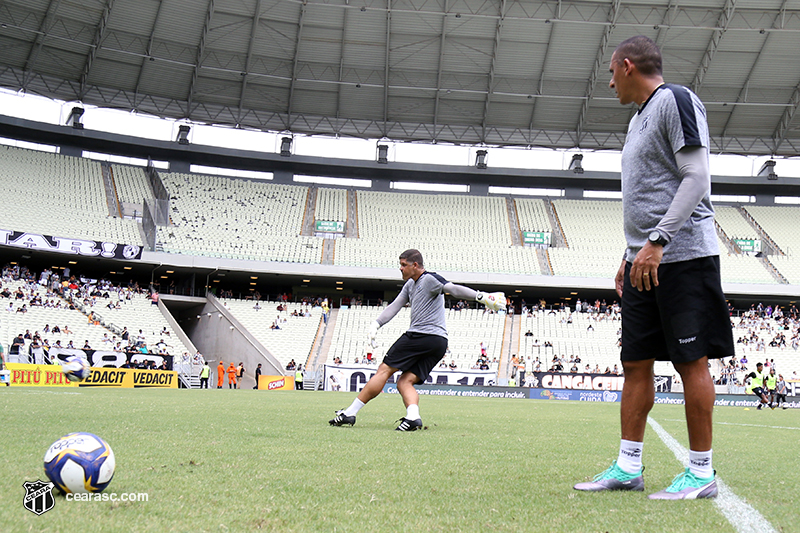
[647,416,779,533]
[661,418,800,431]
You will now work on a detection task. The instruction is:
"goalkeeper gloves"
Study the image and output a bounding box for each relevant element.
[476,291,507,312]
[367,320,380,345]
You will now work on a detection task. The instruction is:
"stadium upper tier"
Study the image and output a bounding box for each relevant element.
[1,145,799,285]
[156,173,322,262]
[0,145,142,245]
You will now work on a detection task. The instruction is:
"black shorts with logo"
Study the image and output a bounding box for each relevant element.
[383,332,448,384]
[621,256,734,364]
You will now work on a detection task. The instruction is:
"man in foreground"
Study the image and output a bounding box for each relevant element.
[573,36,733,500]
[329,249,505,431]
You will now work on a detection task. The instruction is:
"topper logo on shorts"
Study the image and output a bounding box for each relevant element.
[678,336,697,344]
[268,379,285,390]
[23,480,55,516]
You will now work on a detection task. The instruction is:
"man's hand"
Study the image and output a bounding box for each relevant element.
[630,241,663,291]
[476,291,507,312]
[615,260,626,298]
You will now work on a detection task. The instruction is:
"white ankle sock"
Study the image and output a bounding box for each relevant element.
[616,439,643,474]
[689,449,713,479]
[406,404,420,421]
[344,399,365,417]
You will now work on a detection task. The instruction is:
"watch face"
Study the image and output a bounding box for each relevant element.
[649,232,660,241]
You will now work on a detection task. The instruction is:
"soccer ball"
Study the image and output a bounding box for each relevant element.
[62,355,90,382]
[43,433,115,494]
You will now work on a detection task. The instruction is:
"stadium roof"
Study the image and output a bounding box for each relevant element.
[1,0,799,155]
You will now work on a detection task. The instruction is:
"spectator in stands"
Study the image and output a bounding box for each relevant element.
[286,359,296,371]
[575,37,732,500]
[66,341,76,349]
[121,327,129,341]
[448,360,457,370]
[570,363,579,374]
[63,325,72,335]
[253,302,261,311]
[525,330,533,337]
[83,340,91,350]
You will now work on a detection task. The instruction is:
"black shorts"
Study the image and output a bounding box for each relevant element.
[383,332,448,384]
[621,256,734,364]
[752,387,764,397]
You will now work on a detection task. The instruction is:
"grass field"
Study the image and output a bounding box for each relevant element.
[1,387,797,533]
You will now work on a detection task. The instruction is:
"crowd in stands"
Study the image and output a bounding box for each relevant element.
[1,263,189,367]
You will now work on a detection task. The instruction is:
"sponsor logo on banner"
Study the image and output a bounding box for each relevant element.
[47,348,173,370]
[6,363,177,388]
[22,480,55,515]
[0,229,143,260]
[531,372,671,393]
[324,365,496,392]
[258,375,294,390]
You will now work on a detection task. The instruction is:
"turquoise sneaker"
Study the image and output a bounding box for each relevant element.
[574,461,645,492]
[648,468,717,500]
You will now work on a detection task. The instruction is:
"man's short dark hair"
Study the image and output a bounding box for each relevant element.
[613,35,662,76]
[399,249,424,267]
[756,362,763,367]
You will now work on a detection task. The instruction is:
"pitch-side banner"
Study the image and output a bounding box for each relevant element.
[323,364,497,392]
[5,363,177,388]
[527,372,672,393]
[0,229,143,260]
[47,348,173,370]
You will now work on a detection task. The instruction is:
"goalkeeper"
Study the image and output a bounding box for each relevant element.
[329,248,505,431]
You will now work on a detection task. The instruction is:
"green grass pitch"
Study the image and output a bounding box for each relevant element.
[1,387,797,532]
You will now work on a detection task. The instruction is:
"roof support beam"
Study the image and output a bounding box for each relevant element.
[528,10,558,141]
[133,0,165,109]
[432,0,449,138]
[79,0,115,100]
[773,83,800,153]
[335,7,349,124]
[286,1,307,126]
[22,0,62,91]
[575,0,620,147]
[691,0,736,94]
[238,0,263,125]
[480,0,506,144]
[382,0,392,136]
[187,0,215,118]
[721,1,789,140]
[654,0,678,48]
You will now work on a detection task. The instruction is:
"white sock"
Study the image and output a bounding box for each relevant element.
[406,404,421,421]
[343,398,365,417]
[616,439,643,474]
[689,449,713,479]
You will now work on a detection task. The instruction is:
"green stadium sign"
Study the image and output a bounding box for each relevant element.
[315,220,345,233]
[734,239,761,253]
[522,231,551,246]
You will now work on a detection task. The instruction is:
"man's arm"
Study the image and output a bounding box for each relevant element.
[444,282,506,311]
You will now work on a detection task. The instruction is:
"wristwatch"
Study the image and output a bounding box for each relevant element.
[648,231,668,247]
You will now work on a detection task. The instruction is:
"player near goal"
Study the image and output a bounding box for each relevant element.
[573,36,734,499]
[329,249,506,431]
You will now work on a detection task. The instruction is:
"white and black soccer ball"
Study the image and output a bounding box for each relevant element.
[62,355,90,382]
[43,432,116,494]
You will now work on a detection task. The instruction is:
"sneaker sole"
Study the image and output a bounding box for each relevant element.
[574,477,645,492]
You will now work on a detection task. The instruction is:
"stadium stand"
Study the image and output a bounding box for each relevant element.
[0,145,143,245]
[219,298,323,370]
[515,198,553,235]
[1,276,190,363]
[156,173,323,263]
[745,205,800,284]
[315,188,348,226]
[547,199,625,278]
[333,191,541,275]
[111,164,152,207]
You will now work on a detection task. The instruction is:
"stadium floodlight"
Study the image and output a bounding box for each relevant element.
[280,137,293,157]
[758,160,777,180]
[176,125,191,145]
[569,154,584,174]
[475,150,488,169]
[377,144,389,164]
[66,107,84,129]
